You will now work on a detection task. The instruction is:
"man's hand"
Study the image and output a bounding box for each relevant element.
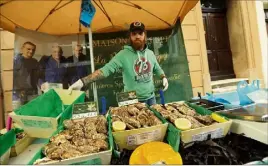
[41,82,49,92]
[68,79,84,92]
[163,77,169,91]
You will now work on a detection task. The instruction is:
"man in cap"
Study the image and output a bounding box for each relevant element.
[68,22,168,106]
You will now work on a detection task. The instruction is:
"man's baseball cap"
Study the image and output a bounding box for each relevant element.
[129,22,145,32]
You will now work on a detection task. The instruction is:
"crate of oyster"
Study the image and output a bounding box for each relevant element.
[110,102,168,150]
[30,115,113,165]
[150,101,232,144]
[10,128,35,157]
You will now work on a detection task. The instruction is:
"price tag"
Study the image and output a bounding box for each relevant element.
[127,129,161,146]
[116,91,138,107]
[192,128,223,142]
[72,102,98,119]
[47,83,63,90]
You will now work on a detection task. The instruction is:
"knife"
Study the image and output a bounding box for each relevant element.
[159,89,167,110]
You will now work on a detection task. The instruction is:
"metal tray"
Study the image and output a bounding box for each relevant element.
[188,99,225,112]
[217,103,268,122]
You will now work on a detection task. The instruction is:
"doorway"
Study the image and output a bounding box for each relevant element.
[201,0,236,81]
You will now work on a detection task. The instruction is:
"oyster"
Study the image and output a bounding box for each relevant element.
[84,117,98,124]
[111,115,123,122]
[47,147,63,160]
[134,102,147,109]
[92,133,107,140]
[43,142,58,156]
[50,134,68,145]
[127,105,140,116]
[123,117,141,128]
[61,149,81,159]
[95,116,107,134]
[36,115,109,164]
[95,139,109,150]
[85,130,97,139]
[33,157,54,165]
[63,119,75,129]
[72,136,88,146]
[170,103,196,116]
[194,115,215,125]
[70,129,84,138]
[59,142,77,151]
[137,111,149,126]
[185,116,205,129]
[148,115,162,126]
[126,123,135,130]
[84,122,96,132]
[78,145,99,154]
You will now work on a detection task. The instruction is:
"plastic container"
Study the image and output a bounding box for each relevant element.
[10,132,35,157]
[188,99,225,112]
[150,102,232,145]
[28,116,113,165]
[9,89,85,138]
[109,110,168,150]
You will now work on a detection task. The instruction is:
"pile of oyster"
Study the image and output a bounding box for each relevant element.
[111,103,162,130]
[34,116,109,165]
[16,132,26,141]
[151,102,218,129]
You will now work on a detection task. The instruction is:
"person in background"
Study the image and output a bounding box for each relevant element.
[38,46,68,92]
[66,45,89,86]
[13,41,39,106]
[68,22,168,106]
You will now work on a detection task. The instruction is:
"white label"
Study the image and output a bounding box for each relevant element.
[72,112,98,119]
[48,83,63,90]
[127,129,161,146]
[247,90,268,103]
[118,99,139,107]
[72,102,98,119]
[192,128,223,142]
[117,91,138,107]
[152,161,166,165]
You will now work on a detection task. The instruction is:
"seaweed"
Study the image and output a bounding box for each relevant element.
[181,133,268,165]
[111,149,133,165]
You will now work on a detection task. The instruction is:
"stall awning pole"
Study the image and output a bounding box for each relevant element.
[88,27,98,109]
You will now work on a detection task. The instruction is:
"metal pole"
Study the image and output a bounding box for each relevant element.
[88,27,98,110]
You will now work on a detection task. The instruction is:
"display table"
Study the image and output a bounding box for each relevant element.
[8,138,47,165]
[230,119,268,144]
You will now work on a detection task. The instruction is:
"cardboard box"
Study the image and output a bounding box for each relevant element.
[10,134,35,157]
[9,112,62,138]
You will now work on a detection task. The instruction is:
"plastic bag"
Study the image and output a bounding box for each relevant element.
[237,80,260,105]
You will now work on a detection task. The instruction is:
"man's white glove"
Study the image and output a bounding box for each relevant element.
[163,77,169,91]
[41,82,49,92]
[68,79,84,94]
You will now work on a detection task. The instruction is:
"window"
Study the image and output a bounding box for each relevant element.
[264,9,268,22]
[201,0,226,9]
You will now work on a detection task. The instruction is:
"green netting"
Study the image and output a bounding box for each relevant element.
[28,115,114,165]
[14,89,63,118]
[0,129,16,157]
[60,92,86,125]
[149,107,181,152]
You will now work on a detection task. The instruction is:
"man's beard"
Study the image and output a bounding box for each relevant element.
[131,39,145,51]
